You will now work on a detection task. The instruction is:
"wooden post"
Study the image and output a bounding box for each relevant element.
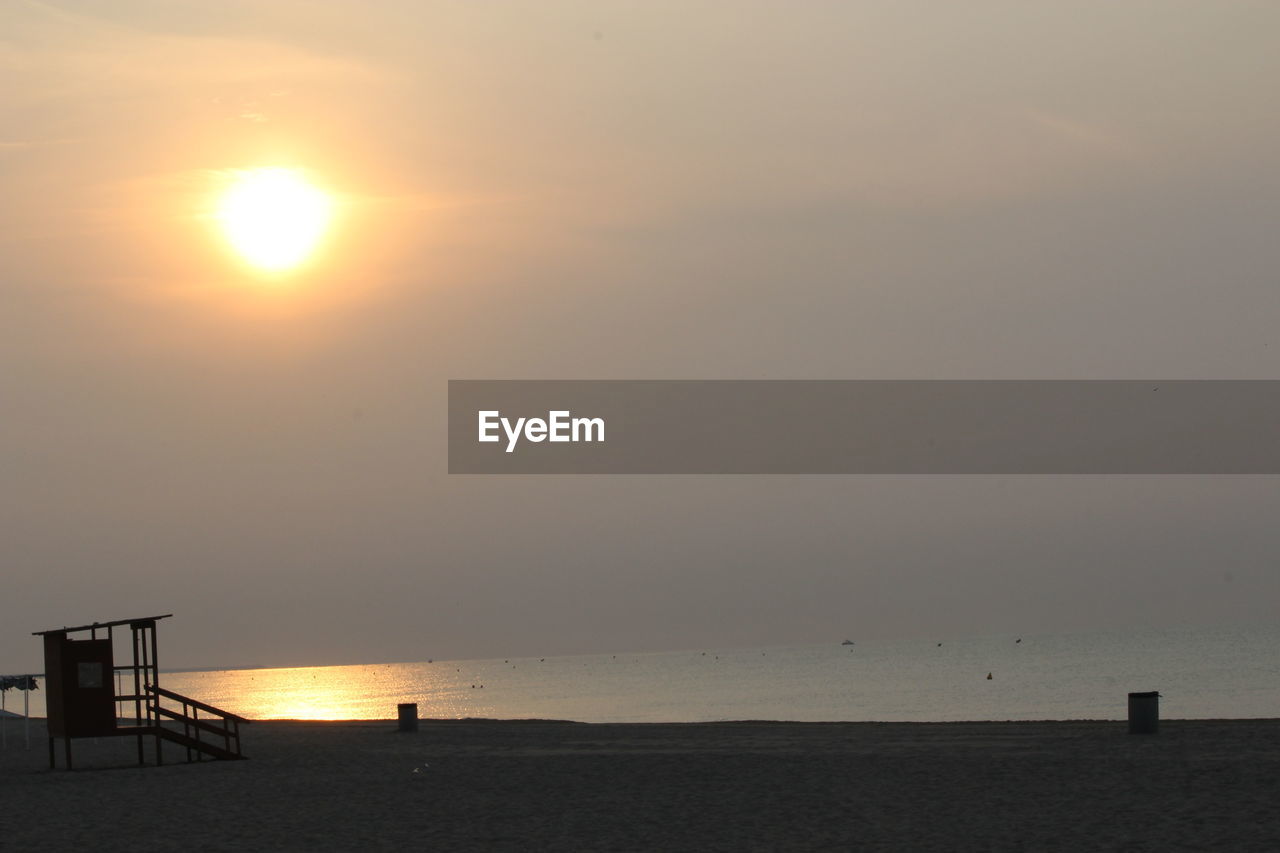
[133,626,144,765]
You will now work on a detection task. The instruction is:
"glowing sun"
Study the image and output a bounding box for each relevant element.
[217,168,333,272]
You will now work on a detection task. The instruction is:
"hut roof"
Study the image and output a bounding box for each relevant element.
[32,614,172,636]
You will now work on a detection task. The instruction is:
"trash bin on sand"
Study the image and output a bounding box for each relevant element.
[398,703,419,732]
[1128,691,1159,734]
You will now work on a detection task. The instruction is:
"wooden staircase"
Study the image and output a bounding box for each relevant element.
[147,685,247,763]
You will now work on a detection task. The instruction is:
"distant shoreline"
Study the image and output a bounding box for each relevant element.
[7,715,1280,725]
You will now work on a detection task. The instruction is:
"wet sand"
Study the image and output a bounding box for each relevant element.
[3,718,1279,851]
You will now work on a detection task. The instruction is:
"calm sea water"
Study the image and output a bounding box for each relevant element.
[6,623,1278,723]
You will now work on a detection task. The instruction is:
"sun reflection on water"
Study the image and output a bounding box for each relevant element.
[164,662,482,721]
[145,626,1280,724]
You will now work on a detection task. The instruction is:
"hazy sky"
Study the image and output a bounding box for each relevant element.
[4,1,1280,671]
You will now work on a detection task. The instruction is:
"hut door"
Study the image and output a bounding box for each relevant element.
[47,637,117,737]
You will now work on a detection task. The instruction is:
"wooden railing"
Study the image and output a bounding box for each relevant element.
[146,685,248,762]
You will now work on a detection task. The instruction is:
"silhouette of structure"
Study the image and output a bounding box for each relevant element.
[34,614,247,769]
[1,674,39,749]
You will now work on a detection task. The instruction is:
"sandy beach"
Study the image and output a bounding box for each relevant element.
[2,718,1278,851]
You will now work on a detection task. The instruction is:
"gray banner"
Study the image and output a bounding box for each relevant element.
[448,380,1280,474]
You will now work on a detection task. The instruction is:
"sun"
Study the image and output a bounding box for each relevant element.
[217,168,333,272]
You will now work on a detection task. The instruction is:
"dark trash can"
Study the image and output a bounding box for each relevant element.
[1128,691,1159,734]
[398,702,419,732]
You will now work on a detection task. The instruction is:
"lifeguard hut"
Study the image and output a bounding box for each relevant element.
[34,614,246,769]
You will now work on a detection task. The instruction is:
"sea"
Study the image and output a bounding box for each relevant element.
[4,622,1279,724]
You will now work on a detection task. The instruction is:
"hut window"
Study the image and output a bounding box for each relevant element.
[77,662,103,688]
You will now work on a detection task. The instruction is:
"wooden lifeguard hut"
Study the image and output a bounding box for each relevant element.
[34,614,247,769]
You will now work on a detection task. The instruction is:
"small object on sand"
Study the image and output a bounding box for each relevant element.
[398,703,419,732]
[1128,691,1160,734]
[1016,638,1021,644]
[987,672,993,680]
[937,643,943,647]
